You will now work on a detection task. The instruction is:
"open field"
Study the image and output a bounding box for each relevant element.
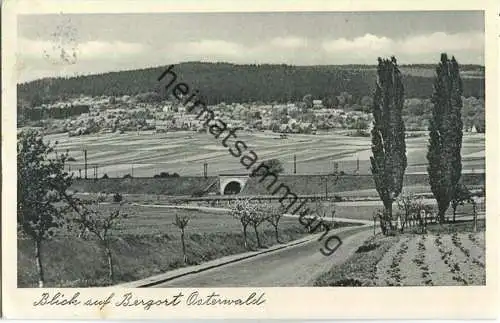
[17,203,360,287]
[314,220,486,286]
[45,130,485,178]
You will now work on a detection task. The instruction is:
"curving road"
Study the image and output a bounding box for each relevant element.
[153,226,373,287]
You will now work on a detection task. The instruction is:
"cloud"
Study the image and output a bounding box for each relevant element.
[270,36,308,49]
[78,41,146,59]
[322,34,392,53]
[399,32,484,54]
[174,40,245,58]
[17,32,484,82]
[17,38,150,82]
[322,32,484,62]
[18,38,147,62]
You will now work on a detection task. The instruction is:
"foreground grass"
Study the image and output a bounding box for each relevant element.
[19,219,360,287]
[18,225,309,287]
[314,234,399,286]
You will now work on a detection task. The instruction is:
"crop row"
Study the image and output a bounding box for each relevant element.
[434,234,468,285]
[385,238,410,286]
[412,235,433,286]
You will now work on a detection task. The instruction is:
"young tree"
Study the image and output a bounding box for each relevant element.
[396,192,420,232]
[313,199,335,232]
[427,54,464,223]
[173,213,190,264]
[451,183,472,222]
[229,199,252,249]
[72,193,128,283]
[266,205,284,243]
[370,57,407,235]
[248,203,267,248]
[17,130,73,287]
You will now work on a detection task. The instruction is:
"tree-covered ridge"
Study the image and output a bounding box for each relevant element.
[18,62,485,107]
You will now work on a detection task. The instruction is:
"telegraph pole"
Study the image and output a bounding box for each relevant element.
[293,154,297,174]
[203,161,208,178]
[83,149,88,179]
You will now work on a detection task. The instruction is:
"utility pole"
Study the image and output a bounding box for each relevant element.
[356,156,360,174]
[83,149,88,179]
[293,154,297,174]
[203,161,208,178]
[324,176,328,199]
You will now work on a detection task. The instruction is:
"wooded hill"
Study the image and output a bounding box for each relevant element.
[18,62,485,107]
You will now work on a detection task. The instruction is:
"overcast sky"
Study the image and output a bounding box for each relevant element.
[17,11,484,82]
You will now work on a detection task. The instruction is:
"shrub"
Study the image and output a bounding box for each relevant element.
[333,195,343,202]
[191,189,205,197]
[123,174,133,179]
[101,173,109,179]
[113,193,123,203]
[154,172,180,178]
[331,278,363,287]
[356,243,379,253]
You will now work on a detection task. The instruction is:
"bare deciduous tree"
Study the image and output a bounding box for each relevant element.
[173,213,190,264]
[396,192,419,232]
[266,205,285,243]
[248,203,267,248]
[229,199,252,249]
[72,193,129,283]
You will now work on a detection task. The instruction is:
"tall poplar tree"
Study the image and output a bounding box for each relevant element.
[427,54,464,223]
[370,57,407,235]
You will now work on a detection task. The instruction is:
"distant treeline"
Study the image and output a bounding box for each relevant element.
[21,104,90,121]
[17,62,485,107]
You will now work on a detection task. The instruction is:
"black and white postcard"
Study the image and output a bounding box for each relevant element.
[2,0,498,319]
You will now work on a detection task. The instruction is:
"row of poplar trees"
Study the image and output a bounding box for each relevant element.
[370,53,466,234]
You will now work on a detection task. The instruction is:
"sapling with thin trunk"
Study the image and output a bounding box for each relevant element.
[173,213,190,264]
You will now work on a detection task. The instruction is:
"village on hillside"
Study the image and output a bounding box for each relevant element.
[18,92,485,137]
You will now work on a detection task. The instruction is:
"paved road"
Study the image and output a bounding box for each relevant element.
[153,226,373,287]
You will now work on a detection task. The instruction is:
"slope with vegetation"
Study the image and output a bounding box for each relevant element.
[18,62,484,107]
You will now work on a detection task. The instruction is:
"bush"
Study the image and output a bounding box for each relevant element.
[191,189,205,197]
[101,173,109,179]
[333,195,344,202]
[154,172,180,178]
[356,243,379,253]
[331,278,363,287]
[113,193,123,203]
[123,174,133,179]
